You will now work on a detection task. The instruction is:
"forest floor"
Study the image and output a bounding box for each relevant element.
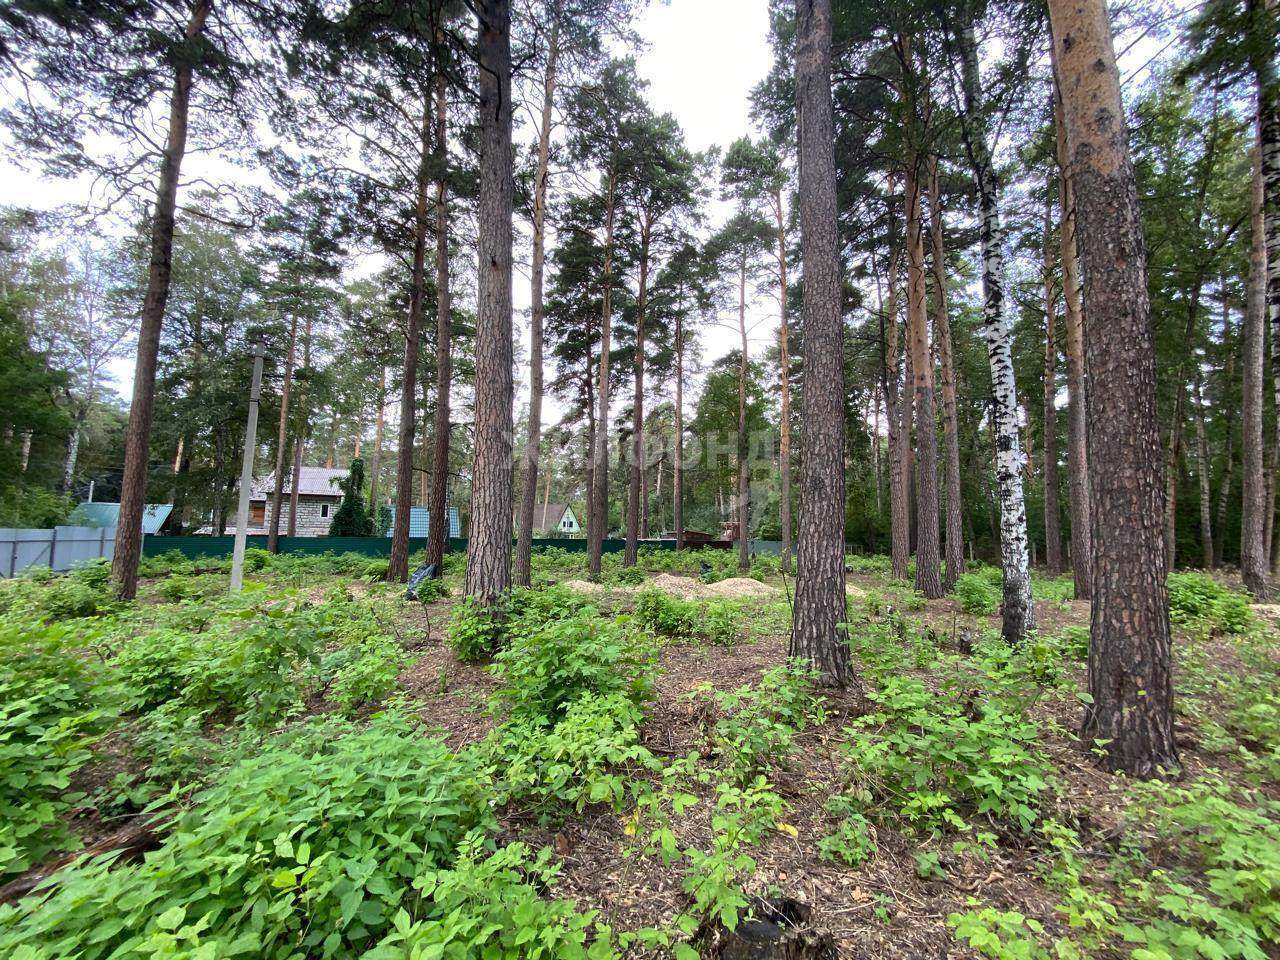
[0,547,1276,960]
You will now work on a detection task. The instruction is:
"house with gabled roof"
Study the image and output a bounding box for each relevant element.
[240,466,348,537]
[524,502,581,537]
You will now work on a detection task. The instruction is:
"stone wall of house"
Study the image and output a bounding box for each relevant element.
[263,497,338,537]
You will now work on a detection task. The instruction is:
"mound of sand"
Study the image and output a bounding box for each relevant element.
[703,577,778,598]
[562,579,609,594]
[558,573,778,600]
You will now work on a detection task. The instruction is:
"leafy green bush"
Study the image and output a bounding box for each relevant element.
[326,636,409,715]
[845,554,892,575]
[839,676,1053,834]
[0,622,108,880]
[361,558,390,581]
[694,663,824,785]
[448,596,508,663]
[635,588,741,645]
[0,715,492,960]
[1167,572,1254,635]
[955,572,1001,616]
[490,610,655,724]
[485,692,659,815]
[113,599,322,728]
[610,564,646,586]
[156,573,224,602]
[371,836,614,959]
[818,798,875,867]
[949,906,1050,959]
[1111,778,1280,960]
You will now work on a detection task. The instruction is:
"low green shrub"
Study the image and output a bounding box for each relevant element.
[635,588,742,645]
[839,675,1053,834]
[0,715,492,960]
[326,635,409,715]
[113,598,323,728]
[0,621,109,880]
[955,572,1001,616]
[485,692,659,815]
[694,662,824,785]
[156,573,224,603]
[1111,778,1280,960]
[371,836,615,959]
[448,596,508,663]
[490,610,655,724]
[361,558,389,581]
[1167,572,1254,635]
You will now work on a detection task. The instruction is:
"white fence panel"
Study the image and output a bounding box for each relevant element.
[0,526,116,577]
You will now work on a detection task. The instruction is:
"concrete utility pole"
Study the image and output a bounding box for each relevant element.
[230,340,267,594]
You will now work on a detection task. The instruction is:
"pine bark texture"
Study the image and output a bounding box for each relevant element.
[111,0,211,599]
[926,156,965,591]
[1049,0,1179,776]
[426,67,453,571]
[737,249,750,572]
[956,23,1034,643]
[464,0,515,604]
[588,172,617,578]
[674,310,685,550]
[268,310,296,549]
[1193,372,1214,569]
[369,365,386,510]
[790,0,854,688]
[882,195,909,581]
[905,161,942,598]
[516,21,559,585]
[627,224,652,567]
[1054,88,1093,600]
[1243,146,1270,599]
[774,188,794,573]
[387,101,432,583]
[1041,188,1064,576]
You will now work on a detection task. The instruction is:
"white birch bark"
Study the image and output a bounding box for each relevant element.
[957,23,1034,642]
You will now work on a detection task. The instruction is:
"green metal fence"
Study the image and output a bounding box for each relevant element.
[141,535,679,560]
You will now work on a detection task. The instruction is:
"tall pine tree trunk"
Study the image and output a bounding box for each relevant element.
[1053,79,1093,600]
[1253,13,1280,576]
[1243,145,1271,599]
[904,153,942,598]
[927,155,964,591]
[674,308,685,550]
[1041,188,1064,577]
[426,67,453,571]
[369,365,386,511]
[1214,297,1235,569]
[737,248,750,573]
[956,22,1033,643]
[268,313,298,551]
[288,319,313,538]
[516,18,559,585]
[790,0,854,689]
[882,188,909,580]
[773,187,794,573]
[1050,0,1178,776]
[588,171,617,578]
[387,98,432,583]
[627,222,651,567]
[112,0,211,598]
[1193,370,1214,569]
[464,0,514,603]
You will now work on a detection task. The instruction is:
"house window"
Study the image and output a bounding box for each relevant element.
[321,503,330,519]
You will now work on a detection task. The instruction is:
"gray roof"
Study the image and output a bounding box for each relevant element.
[249,466,346,500]
[524,502,574,529]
